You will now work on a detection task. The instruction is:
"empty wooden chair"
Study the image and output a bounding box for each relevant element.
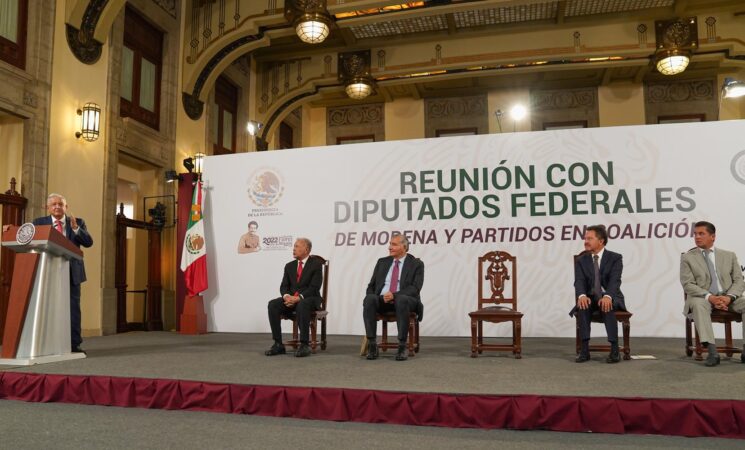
[469,250,522,358]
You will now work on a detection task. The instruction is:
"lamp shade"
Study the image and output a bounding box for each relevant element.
[345,80,372,100]
[295,14,330,44]
[655,50,690,76]
[76,102,101,141]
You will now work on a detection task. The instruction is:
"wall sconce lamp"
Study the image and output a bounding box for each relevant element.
[193,152,205,174]
[247,120,264,136]
[722,78,745,99]
[654,18,698,76]
[182,152,205,179]
[339,50,375,100]
[75,102,101,141]
[165,170,182,183]
[285,0,332,44]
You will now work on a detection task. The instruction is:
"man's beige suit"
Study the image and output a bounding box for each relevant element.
[680,247,745,344]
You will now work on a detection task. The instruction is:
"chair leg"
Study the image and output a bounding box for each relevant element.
[407,318,415,357]
[477,320,483,354]
[724,321,734,357]
[470,319,478,358]
[414,320,420,353]
[514,319,522,359]
[381,321,388,352]
[685,318,693,357]
[310,319,317,354]
[320,317,327,351]
[622,319,630,360]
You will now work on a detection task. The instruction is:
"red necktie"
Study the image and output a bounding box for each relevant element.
[55,219,63,234]
[296,260,303,282]
[390,260,400,293]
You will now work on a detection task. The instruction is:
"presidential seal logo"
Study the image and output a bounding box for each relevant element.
[730,150,745,185]
[248,169,284,207]
[185,232,205,254]
[16,223,35,245]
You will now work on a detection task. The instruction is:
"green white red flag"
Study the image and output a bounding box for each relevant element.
[180,180,208,296]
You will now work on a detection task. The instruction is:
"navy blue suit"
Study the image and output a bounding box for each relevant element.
[571,249,625,344]
[32,215,93,348]
[362,254,425,342]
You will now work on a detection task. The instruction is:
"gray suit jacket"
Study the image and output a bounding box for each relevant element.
[680,247,745,315]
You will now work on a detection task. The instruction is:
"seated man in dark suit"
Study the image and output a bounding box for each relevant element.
[265,238,323,358]
[571,224,625,364]
[32,193,94,354]
[680,221,745,367]
[362,234,424,361]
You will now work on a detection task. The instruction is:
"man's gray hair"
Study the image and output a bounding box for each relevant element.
[393,234,409,251]
[297,237,312,251]
[47,193,67,204]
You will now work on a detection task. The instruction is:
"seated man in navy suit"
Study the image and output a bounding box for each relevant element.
[264,238,324,358]
[571,225,625,364]
[362,234,424,361]
[32,193,94,353]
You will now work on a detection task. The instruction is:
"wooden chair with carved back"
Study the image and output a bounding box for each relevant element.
[573,250,632,360]
[281,255,329,353]
[469,250,522,358]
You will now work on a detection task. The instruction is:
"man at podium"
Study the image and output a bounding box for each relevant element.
[32,193,93,353]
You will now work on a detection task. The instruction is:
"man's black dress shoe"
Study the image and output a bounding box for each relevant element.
[575,352,590,363]
[395,345,408,361]
[704,353,720,367]
[366,342,378,360]
[264,343,286,356]
[71,347,86,355]
[606,348,620,364]
[741,352,745,364]
[295,344,311,357]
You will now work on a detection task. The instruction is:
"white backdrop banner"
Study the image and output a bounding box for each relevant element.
[202,120,745,339]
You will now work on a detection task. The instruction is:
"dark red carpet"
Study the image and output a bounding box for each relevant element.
[1,371,743,439]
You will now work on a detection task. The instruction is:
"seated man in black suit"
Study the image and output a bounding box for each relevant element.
[571,225,626,364]
[362,234,424,361]
[265,237,323,358]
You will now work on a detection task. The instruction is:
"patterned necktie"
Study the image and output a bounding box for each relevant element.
[592,254,601,297]
[296,260,303,282]
[703,249,719,294]
[390,260,400,293]
[55,219,63,234]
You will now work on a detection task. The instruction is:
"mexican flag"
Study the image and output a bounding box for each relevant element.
[180,180,208,296]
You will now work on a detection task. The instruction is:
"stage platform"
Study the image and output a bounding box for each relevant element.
[1,332,744,441]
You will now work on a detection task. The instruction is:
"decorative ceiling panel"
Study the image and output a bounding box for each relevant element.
[453,2,559,27]
[565,0,675,17]
[349,15,448,39]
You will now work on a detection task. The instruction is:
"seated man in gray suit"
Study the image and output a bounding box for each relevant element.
[680,221,745,367]
[362,234,424,361]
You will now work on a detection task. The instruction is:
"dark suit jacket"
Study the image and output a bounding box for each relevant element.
[366,253,425,320]
[32,215,93,285]
[571,249,626,315]
[279,255,323,300]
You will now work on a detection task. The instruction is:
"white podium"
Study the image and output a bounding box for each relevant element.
[0,224,86,365]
